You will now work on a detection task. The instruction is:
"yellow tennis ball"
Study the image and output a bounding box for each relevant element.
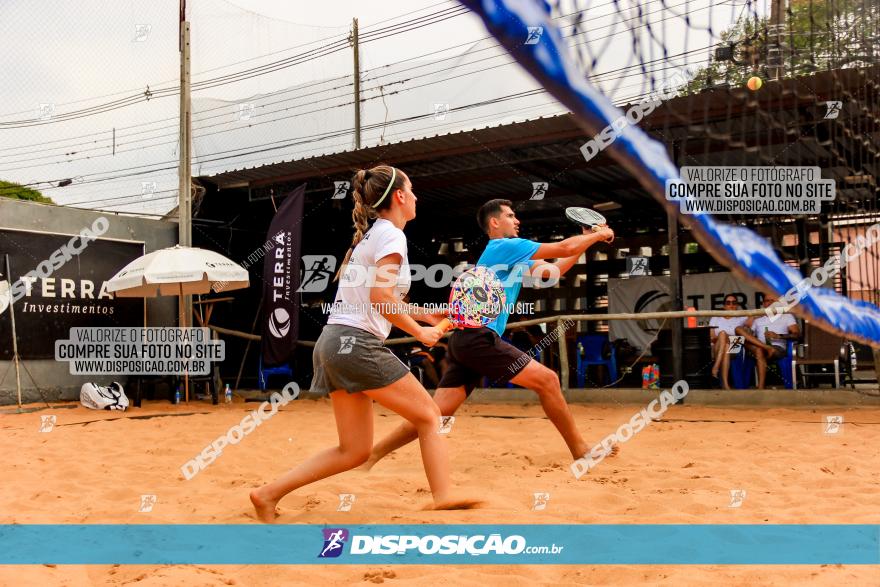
[747,76,763,91]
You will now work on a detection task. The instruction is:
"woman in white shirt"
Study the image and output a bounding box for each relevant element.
[709,295,748,389]
[250,165,472,522]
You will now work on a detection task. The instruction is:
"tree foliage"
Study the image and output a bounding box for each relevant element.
[0,180,54,204]
[684,0,879,93]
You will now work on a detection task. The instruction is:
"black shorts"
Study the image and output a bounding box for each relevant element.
[438,327,531,396]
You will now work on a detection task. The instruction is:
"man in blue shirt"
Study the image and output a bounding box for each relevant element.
[364,199,614,467]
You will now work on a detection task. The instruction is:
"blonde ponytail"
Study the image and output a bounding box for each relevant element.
[334,164,404,281]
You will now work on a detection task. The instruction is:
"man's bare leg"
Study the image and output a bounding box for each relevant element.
[509,360,592,460]
[753,345,768,389]
[362,386,467,470]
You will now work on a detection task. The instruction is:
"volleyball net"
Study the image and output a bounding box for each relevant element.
[457,0,880,347]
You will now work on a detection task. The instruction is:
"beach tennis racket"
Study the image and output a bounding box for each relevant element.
[565,207,614,242]
[436,266,506,333]
[565,206,608,229]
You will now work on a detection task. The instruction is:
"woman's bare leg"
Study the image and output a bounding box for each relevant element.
[250,390,373,523]
[363,386,467,470]
[364,373,453,505]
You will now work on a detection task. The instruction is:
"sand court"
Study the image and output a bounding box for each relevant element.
[2,397,878,584]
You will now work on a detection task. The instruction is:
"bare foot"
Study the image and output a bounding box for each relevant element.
[583,444,619,459]
[425,499,485,510]
[711,364,719,378]
[249,488,279,524]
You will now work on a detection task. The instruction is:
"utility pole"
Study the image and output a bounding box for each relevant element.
[178,0,192,327]
[351,17,361,149]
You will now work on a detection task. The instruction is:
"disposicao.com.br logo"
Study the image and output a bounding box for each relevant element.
[318,528,563,558]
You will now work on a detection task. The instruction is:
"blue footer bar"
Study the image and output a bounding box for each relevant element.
[1,525,877,564]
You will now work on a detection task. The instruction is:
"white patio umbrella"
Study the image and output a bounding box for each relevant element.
[107,245,249,402]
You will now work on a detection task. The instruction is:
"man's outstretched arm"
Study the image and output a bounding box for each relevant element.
[530,226,614,281]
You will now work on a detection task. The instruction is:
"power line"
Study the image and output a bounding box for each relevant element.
[0,0,642,149]
[0,44,712,192]
[0,5,469,129]
[0,8,712,171]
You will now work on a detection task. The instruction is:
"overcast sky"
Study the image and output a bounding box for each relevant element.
[0,0,759,215]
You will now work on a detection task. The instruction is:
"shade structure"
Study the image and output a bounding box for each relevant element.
[106,245,249,403]
[107,245,249,298]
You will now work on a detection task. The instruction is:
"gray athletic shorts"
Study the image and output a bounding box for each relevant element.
[309,324,410,396]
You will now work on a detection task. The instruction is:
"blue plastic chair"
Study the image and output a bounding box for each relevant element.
[575,334,617,387]
[729,347,755,389]
[258,356,293,391]
[729,340,795,389]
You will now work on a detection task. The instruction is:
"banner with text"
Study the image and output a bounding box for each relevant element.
[0,228,144,359]
[608,272,761,351]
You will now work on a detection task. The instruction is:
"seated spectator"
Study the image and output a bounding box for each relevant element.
[736,294,800,389]
[709,294,748,389]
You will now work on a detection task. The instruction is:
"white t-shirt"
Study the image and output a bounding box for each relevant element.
[709,316,747,337]
[327,219,411,340]
[752,313,798,347]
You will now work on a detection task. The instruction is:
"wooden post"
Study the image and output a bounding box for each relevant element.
[873,348,880,394]
[557,319,569,395]
[667,211,684,390]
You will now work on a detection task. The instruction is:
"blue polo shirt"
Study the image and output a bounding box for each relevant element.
[477,237,540,336]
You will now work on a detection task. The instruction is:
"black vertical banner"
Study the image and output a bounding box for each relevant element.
[260,184,306,367]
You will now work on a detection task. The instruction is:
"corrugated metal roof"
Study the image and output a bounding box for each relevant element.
[202,114,585,188]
